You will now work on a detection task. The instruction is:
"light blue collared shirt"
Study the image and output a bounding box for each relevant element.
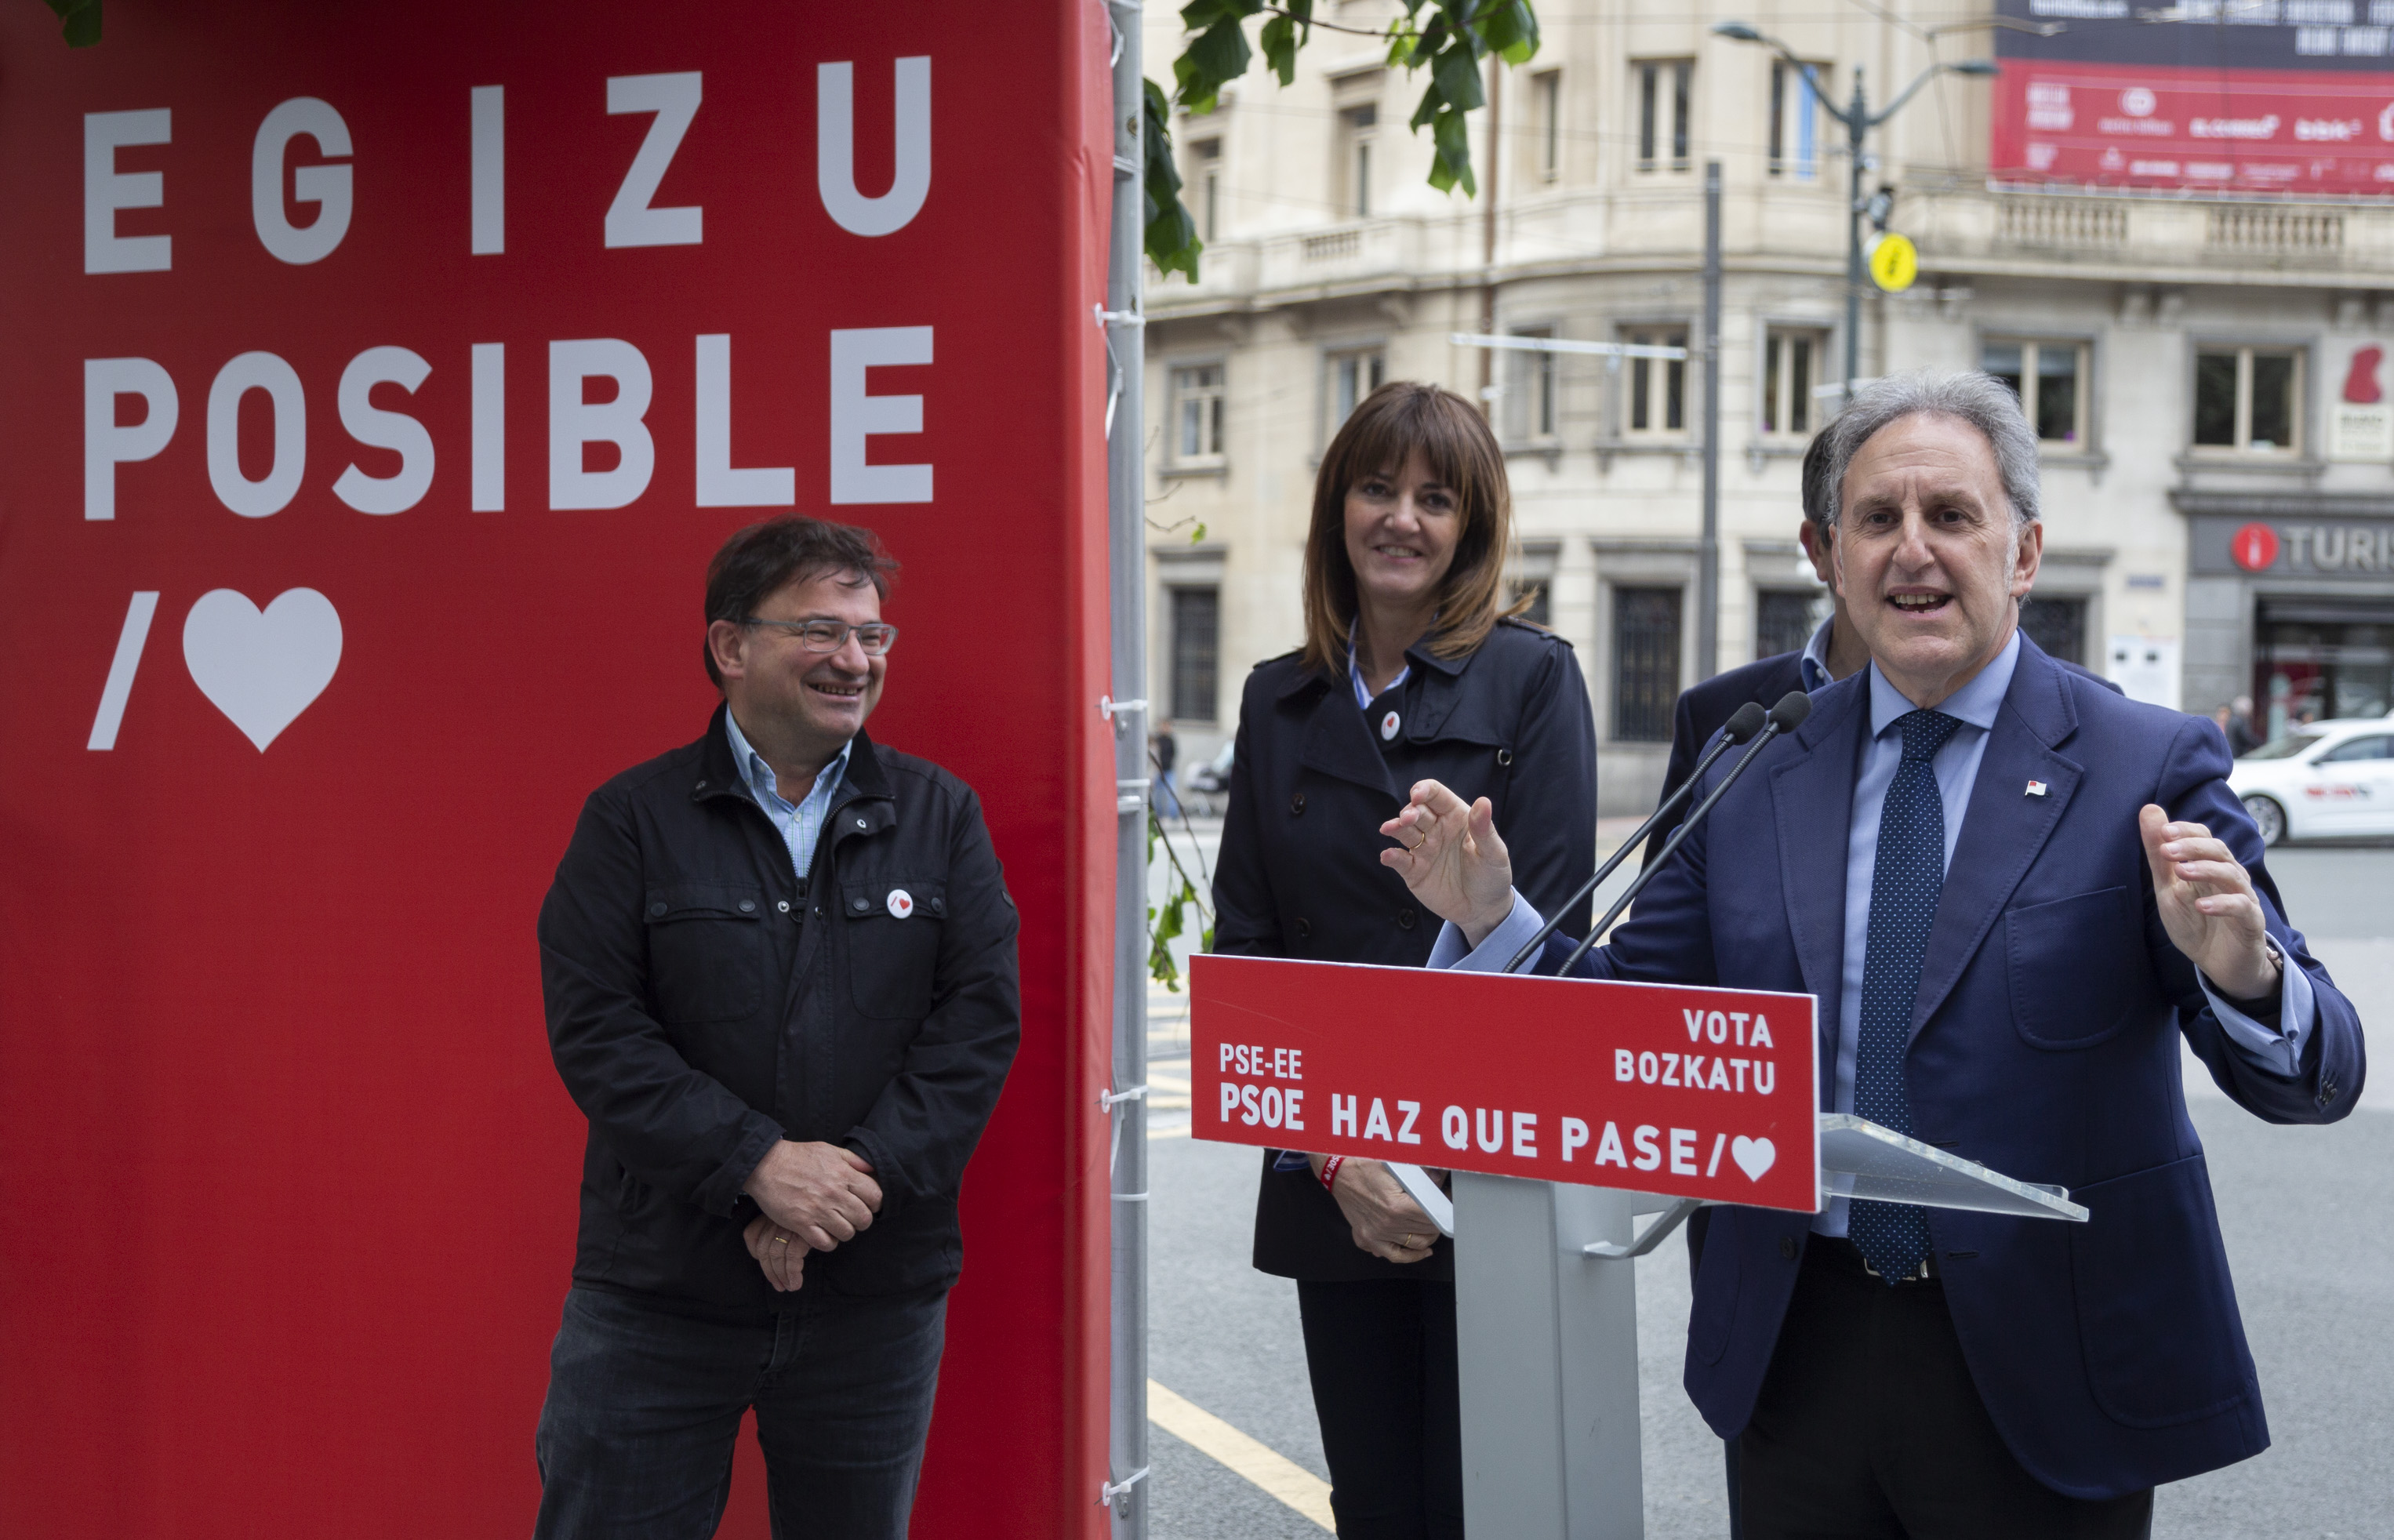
[723,710,852,884]
[1351,646,1410,710]
[1434,628,2313,1230]
[1798,616,1836,694]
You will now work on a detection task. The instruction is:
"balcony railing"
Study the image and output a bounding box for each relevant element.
[1301,228,1361,263]
[1996,197,2127,249]
[2206,206,2345,253]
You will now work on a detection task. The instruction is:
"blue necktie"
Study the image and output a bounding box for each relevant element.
[1848,708,1961,1284]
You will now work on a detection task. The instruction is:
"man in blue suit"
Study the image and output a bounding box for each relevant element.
[1379,371,2366,1536]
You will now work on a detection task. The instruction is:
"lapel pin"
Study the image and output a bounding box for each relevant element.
[2025,779,2048,797]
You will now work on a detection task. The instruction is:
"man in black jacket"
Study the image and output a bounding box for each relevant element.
[533,515,1020,1540]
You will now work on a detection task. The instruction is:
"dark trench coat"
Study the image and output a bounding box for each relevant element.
[1211,619,1599,1281]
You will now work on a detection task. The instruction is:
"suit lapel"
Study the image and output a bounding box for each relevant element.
[1769,674,1865,1102]
[1909,643,2083,1037]
[1295,680,1399,797]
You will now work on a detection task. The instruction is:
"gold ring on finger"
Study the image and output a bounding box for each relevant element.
[775,1233,790,1245]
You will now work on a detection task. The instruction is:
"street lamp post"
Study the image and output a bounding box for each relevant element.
[1713,23,1995,403]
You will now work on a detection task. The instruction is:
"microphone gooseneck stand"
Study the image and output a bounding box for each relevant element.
[1502,700,1768,975]
[1553,691,1814,979]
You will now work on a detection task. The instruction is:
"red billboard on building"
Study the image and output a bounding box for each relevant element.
[0,3,1116,1535]
[1994,0,2394,194]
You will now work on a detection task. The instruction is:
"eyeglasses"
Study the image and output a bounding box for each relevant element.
[742,618,899,656]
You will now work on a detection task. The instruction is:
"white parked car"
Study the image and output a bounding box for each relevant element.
[2229,717,2394,846]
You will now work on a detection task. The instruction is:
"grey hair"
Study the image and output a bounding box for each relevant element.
[1822,369,2041,530]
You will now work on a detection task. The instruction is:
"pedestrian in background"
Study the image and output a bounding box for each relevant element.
[1153,718,1181,817]
[2228,694,2264,755]
[532,515,1021,1539]
[1212,381,1597,1540]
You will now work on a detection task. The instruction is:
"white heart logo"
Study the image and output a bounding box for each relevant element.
[1731,1135,1776,1182]
[182,588,343,752]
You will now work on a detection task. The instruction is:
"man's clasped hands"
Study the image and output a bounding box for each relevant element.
[738,1139,884,1292]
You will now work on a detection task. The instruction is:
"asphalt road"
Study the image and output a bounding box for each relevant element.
[1141,826,2391,1539]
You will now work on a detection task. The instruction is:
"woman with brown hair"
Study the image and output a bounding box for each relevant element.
[1212,380,1597,1538]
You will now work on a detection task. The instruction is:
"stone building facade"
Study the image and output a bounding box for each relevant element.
[1141,1,2394,812]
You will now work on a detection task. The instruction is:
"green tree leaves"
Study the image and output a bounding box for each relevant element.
[42,0,101,47]
[1146,810,1215,991]
[1148,0,1538,275]
[1143,80,1201,283]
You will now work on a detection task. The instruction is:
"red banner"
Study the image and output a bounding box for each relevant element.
[1190,955,1822,1215]
[0,4,1114,1535]
[1993,58,2394,194]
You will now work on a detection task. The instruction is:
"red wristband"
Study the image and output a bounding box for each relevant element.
[1318,1155,1344,1192]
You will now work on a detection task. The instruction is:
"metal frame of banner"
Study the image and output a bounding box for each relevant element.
[1103,2,1151,1533]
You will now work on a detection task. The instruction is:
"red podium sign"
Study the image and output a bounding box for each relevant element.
[1190,954,1821,1215]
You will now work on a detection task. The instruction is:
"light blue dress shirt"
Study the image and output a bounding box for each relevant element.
[1351,646,1410,709]
[1798,616,1836,694]
[723,709,852,884]
[1433,628,2313,1232]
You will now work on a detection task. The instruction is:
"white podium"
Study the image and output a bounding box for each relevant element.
[1446,1117,2087,1539]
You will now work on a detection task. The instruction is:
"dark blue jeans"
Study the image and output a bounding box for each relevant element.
[535,1283,946,1540]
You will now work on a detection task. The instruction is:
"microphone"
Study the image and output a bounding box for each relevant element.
[1553,691,1813,978]
[1504,699,1768,974]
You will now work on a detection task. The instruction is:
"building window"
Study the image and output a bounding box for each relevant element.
[1768,62,1821,180]
[2020,595,2087,666]
[1172,363,1225,464]
[2194,347,2302,454]
[1507,328,1557,440]
[1983,340,2089,446]
[1509,582,1553,627]
[1325,348,1386,442]
[1534,70,1562,182]
[1170,587,1220,722]
[1612,587,1683,741]
[1190,137,1222,242]
[2255,598,2393,729]
[1761,328,1825,438]
[1623,327,1688,436]
[1636,60,1692,172]
[1339,104,1377,217]
[1755,589,1818,660]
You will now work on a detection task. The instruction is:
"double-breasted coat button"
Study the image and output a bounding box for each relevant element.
[855,817,868,830]
[737,899,756,913]
[776,900,790,913]
[1296,917,1313,940]
[1291,792,1306,815]
[1380,710,1400,741]
[1778,1235,1799,1261]
[1397,908,1417,930]
[851,897,871,913]
[1496,748,1514,767]
[648,901,668,917]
